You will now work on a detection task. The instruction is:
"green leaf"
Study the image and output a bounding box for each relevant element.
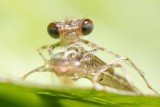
[0,82,159,107]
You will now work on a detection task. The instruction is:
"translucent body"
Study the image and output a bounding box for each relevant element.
[49,45,138,92]
[21,18,159,95]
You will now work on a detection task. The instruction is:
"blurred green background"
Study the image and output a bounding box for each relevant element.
[0,0,160,94]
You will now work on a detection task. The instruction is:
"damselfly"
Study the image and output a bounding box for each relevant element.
[21,18,159,95]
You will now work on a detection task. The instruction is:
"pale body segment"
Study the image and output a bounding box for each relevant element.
[21,18,159,95]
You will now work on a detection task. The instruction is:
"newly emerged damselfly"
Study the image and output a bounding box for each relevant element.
[21,18,159,95]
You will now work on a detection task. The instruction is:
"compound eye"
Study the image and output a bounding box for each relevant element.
[82,19,93,36]
[47,22,60,39]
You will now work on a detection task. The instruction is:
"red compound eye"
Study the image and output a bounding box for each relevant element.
[81,19,93,36]
[47,22,60,39]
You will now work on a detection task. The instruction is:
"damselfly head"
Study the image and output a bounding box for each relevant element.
[47,18,93,44]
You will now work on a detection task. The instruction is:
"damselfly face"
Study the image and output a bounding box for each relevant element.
[47,19,93,44]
